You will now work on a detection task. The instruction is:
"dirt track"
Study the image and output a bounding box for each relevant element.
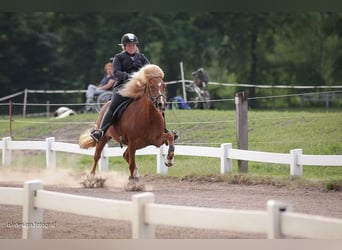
[0,170,341,239]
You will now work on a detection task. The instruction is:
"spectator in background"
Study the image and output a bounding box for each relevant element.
[85,62,116,112]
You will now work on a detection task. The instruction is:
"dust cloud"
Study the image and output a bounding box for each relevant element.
[0,166,130,189]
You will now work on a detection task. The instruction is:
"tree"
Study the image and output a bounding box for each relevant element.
[0,13,62,98]
[1,12,341,110]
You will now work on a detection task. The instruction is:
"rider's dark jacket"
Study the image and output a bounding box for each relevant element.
[112,51,150,87]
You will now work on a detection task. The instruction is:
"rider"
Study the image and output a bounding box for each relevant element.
[90,33,178,143]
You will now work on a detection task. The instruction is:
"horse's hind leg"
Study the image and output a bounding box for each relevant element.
[90,137,110,175]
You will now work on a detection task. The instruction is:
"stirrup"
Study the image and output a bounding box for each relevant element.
[90,129,104,143]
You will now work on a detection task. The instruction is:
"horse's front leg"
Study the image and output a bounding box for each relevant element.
[164,132,175,167]
[123,145,145,192]
[123,145,139,180]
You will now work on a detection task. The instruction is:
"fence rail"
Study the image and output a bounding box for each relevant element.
[1,137,342,177]
[2,87,342,118]
[0,180,341,239]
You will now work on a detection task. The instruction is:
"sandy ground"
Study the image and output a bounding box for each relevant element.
[0,167,341,239]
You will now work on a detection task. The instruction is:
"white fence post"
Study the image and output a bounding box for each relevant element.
[99,143,109,172]
[23,88,28,118]
[290,149,303,176]
[267,200,292,239]
[180,61,187,102]
[45,137,56,169]
[220,143,233,174]
[22,180,43,239]
[2,137,12,166]
[157,145,168,175]
[131,192,155,239]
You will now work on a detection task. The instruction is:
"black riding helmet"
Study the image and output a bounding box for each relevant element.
[120,33,139,45]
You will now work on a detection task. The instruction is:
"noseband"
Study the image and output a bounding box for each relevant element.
[147,78,167,111]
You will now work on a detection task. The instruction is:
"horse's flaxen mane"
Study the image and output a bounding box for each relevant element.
[119,64,164,99]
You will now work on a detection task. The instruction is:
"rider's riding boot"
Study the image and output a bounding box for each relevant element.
[90,93,129,142]
[90,109,111,142]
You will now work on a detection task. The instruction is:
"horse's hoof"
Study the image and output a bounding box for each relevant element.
[164,161,173,167]
[164,157,174,167]
[80,174,106,188]
[128,176,139,182]
[124,179,145,192]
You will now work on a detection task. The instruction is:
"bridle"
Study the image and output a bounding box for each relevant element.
[147,77,167,112]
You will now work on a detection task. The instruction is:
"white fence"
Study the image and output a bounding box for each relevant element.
[1,137,342,177]
[0,180,341,239]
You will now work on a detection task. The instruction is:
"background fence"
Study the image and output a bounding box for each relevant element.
[0,180,341,239]
[1,82,342,117]
[1,137,342,177]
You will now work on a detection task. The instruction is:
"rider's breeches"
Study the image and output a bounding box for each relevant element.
[99,92,130,132]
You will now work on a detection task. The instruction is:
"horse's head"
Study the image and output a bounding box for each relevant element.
[119,64,167,111]
[147,76,167,111]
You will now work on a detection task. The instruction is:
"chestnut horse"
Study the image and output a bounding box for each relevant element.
[79,64,174,181]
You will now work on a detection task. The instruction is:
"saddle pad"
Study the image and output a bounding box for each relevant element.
[111,98,134,121]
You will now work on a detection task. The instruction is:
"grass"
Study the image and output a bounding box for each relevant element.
[0,109,342,190]
[247,110,342,154]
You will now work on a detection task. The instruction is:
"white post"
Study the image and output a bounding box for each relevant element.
[99,143,109,172]
[23,88,28,118]
[157,145,168,175]
[290,149,303,176]
[180,61,187,102]
[23,180,43,239]
[131,192,155,239]
[267,200,292,239]
[220,143,233,174]
[2,137,12,166]
[45,137,56,169]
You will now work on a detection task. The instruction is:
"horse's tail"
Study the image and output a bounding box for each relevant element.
[79,101,110,149]
[79,127,96,149]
